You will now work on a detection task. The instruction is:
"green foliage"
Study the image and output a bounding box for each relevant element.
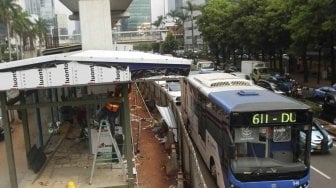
[0,0,48,60]
[34,19,48,42]
[152,42,160,53]
[133,43,154,52]
[197,0,336,78]
[152,15,165,29]
[160,32,179,54]
[1,50,18,61]
[297,98,322,117]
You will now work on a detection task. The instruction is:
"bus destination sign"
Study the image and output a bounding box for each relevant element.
[252,112,296,125]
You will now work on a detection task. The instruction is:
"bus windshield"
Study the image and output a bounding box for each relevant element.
[231,125,309,181]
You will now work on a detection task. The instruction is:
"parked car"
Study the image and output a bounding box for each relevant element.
[321,91,336,124]
[267,74,295,95]
[255,79,285,94]
[308,118,333,153]
[314,86,336,99]
[164,81,181,105]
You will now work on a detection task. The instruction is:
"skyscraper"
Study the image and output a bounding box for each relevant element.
[24,0,55,33]
[24,0,40,16]
[175,0,183,12]
[121,0,151,31]
[40,0,55,29]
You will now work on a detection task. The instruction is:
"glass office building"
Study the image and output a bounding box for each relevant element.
[122,0,151,31]
[25,0,55,33]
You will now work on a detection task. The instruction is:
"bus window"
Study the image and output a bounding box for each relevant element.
[234,127,264,157]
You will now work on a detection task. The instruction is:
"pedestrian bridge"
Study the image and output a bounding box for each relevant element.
[55,30,168,46]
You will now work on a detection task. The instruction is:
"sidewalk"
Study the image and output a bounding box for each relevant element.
[19,122,127,188]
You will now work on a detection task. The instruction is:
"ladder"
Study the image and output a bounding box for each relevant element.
[89,119,126,184]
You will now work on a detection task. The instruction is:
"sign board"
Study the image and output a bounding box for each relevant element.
[0,62,131,91]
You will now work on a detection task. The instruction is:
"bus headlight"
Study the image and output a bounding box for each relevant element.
[296,181,309,188]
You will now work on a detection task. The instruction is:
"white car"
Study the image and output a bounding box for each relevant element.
[165,81,181,105]
[155,80,166,88]
[300,118,333,153]
[196,61,215,73]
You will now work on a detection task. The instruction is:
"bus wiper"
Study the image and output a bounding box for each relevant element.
[251,168,264,175]
[251,167,278,175]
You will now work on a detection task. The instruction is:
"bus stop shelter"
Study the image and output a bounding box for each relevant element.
[0,50,191,188]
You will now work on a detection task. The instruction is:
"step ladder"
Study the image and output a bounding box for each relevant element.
[89,119,126,184]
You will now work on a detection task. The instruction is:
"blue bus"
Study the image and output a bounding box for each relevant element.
[181,73,312,188]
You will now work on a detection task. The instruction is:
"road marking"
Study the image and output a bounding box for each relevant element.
[311,165,331,180]
[333,143,336,147]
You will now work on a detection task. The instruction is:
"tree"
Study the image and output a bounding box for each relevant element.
[167,10,181,39]
[167,10,179,23]
[264,0,292,71]
[0,0,20,61]
[160,32,179,55]
[152,15,165,29]
[181,1,202,52]
[285,0,333,83]
[12,8,32,59]
[318,0,336,84]
[198,0,234,66]
[175,11,189,47]
[33,18,47,56]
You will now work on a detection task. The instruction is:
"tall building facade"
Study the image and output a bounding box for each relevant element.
[24,0,55,33]
[0,1,24,48]
[24,0,40,16]
[40,0,55,30]
[56,14,68,35]
[175,0,183,12]
[121,0,151,31]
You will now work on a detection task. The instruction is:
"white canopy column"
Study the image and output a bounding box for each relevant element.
[79,0,113,50]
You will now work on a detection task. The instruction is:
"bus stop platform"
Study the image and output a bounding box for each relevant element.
[18,122,128,188]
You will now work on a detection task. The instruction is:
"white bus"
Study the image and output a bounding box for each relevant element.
[181,72,313,188]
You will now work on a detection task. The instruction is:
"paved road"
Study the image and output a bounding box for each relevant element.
[310,144,336,188]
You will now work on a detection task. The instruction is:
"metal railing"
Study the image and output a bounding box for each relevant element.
[46,30,168,47]
[113,29,168,43]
